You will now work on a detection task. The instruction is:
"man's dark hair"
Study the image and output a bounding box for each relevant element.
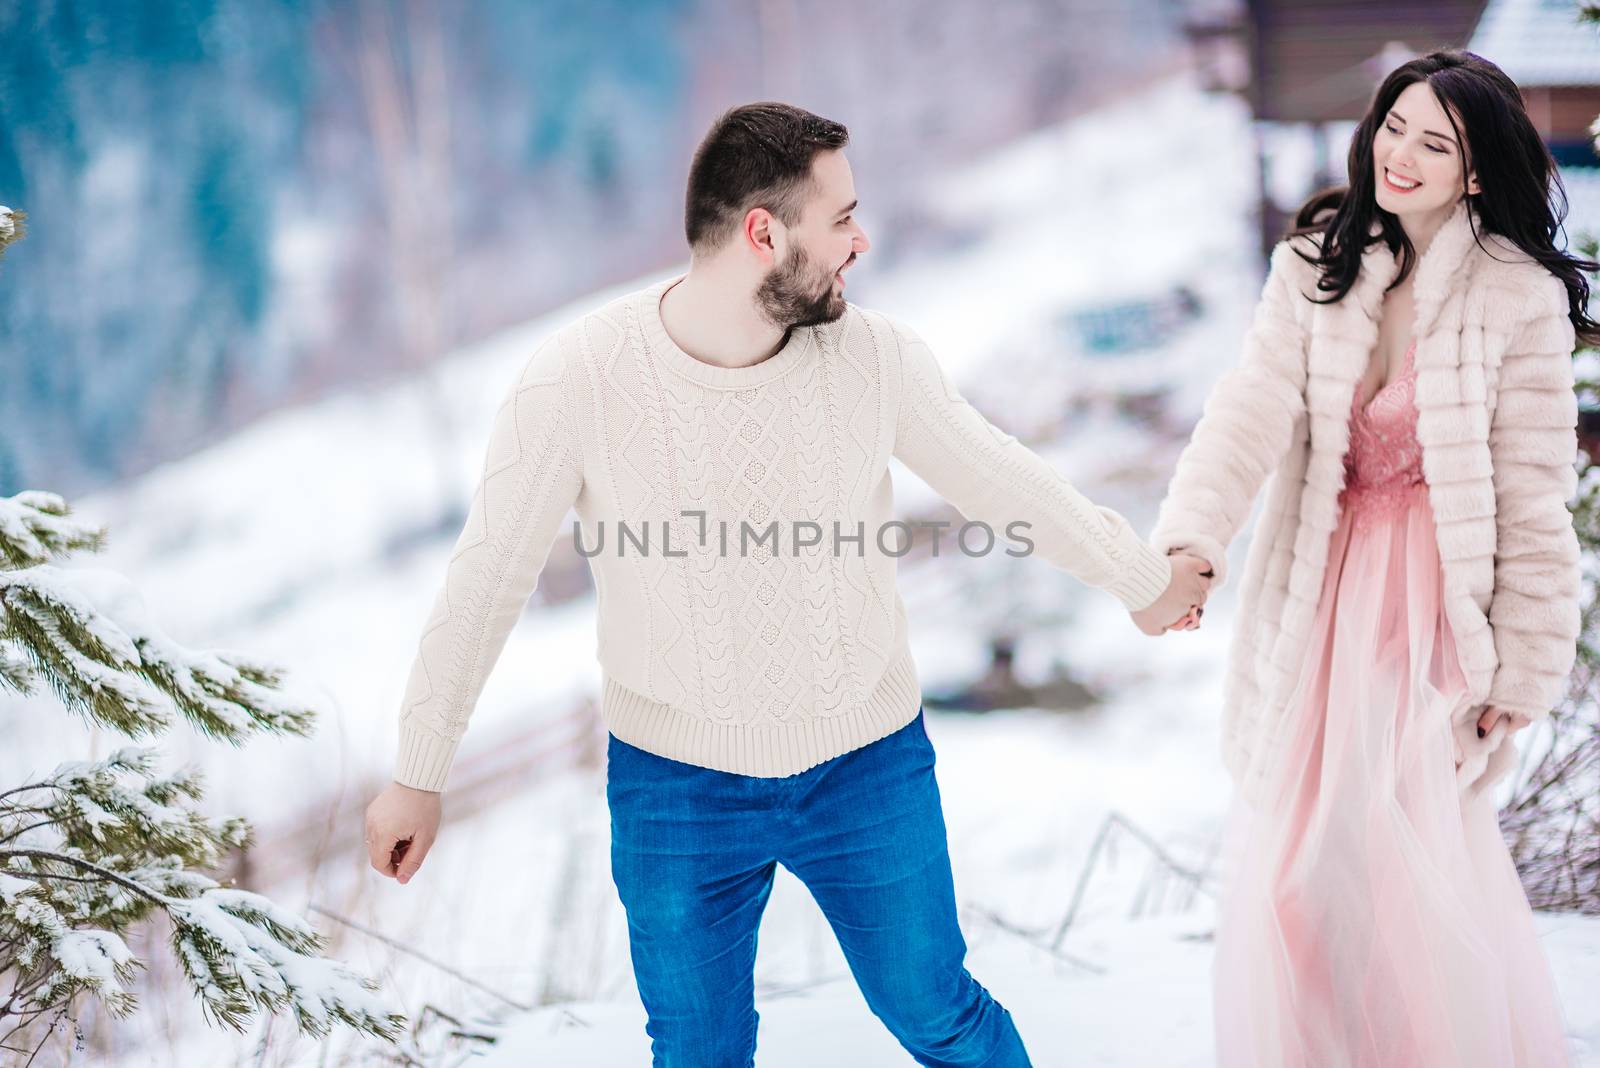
[684,102,849,251]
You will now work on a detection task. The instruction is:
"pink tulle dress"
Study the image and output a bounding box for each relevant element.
[1211,341,1573,1067]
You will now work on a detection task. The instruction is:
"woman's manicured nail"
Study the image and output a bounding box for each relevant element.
[1476,726,1485,739]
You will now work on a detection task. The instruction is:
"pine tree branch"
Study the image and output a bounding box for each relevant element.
[0,493,106,571]
[0,1003,71,1068]
[8,748,251,869]
[1,573,172,738]
[0,458,398,1043]
[0,977,66,1029]
[0,206,22,263]
[3,838,404,1041]
[0,819,67,845]
[0,640,37,697]
[0,781,60,804]
[0,805,56,820]
[158,891,407,1039]
[0,996,56,1030]
[20,1007,69,1068]
[0,866,103,886]
[1,567,321,744]
[0,848,167,907]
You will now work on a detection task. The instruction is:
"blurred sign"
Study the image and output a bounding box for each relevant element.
[1061,285,1203,356]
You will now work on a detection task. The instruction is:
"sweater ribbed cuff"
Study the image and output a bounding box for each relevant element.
[393,725,462,793]
[1101,539,1173,612]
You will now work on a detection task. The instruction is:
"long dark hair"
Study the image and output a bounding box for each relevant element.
[1290,49,1599,347]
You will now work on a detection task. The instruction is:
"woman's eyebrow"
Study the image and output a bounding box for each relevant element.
[1388,108,1458,145]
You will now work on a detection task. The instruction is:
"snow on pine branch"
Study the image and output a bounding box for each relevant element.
[0,490,106,569]
[0,639,37,697]
[2,885,142,1017]
[0,564,321,743]
[1,866,403,1040]
[1,747,404,1041]
[164,888,404,1038]
[0,212,400,1051]
[0,204,22,261]
[7,746,250,865]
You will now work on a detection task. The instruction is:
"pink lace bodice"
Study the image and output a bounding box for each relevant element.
[1339,341,1427,525]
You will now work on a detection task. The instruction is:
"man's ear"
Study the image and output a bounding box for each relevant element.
[743,207,777,264]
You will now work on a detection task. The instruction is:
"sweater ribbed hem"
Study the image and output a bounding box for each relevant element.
[1101,538,1173,611]
[601,648,924,777]
[393,725,463,793]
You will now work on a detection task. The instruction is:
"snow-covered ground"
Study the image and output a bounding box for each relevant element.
[10,72,1599,1066]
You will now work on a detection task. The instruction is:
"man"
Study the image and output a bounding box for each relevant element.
[365,102,1211,1066]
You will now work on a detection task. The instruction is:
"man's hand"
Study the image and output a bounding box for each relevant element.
[1130,552,1213,636]
[364,782,442,885]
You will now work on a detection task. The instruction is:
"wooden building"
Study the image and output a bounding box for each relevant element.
[1470,0,1600,167]
[1226,0,1491,253]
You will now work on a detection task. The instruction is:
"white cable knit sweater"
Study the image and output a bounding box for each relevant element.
[393,277,1174,791]
[1151,201,1582,803]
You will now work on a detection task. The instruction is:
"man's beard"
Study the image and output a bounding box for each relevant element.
[755,244,847,329]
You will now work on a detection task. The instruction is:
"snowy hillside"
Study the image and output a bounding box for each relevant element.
[12,73,1597,1066]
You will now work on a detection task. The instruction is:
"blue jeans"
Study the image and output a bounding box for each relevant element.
[606,710,1031,1068]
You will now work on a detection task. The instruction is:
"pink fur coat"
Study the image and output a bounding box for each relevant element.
[1152,201,1581,800]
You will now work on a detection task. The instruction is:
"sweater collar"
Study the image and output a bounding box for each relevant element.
[637,276,818,389]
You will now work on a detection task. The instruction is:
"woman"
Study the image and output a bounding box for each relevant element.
[1151,50,1596,1066]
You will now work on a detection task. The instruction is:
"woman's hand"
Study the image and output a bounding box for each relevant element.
[1162,548,1214,632]
[1476,705,1532,739]
[1130,552,1213,635]
[1169,604,1202,631]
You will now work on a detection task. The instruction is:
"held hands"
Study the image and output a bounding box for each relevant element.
[1130,552,1214,636]
[364,781,442,885]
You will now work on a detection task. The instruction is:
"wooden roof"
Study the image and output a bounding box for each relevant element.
[1469,0,1600,88]
[1248,0,1492,122]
